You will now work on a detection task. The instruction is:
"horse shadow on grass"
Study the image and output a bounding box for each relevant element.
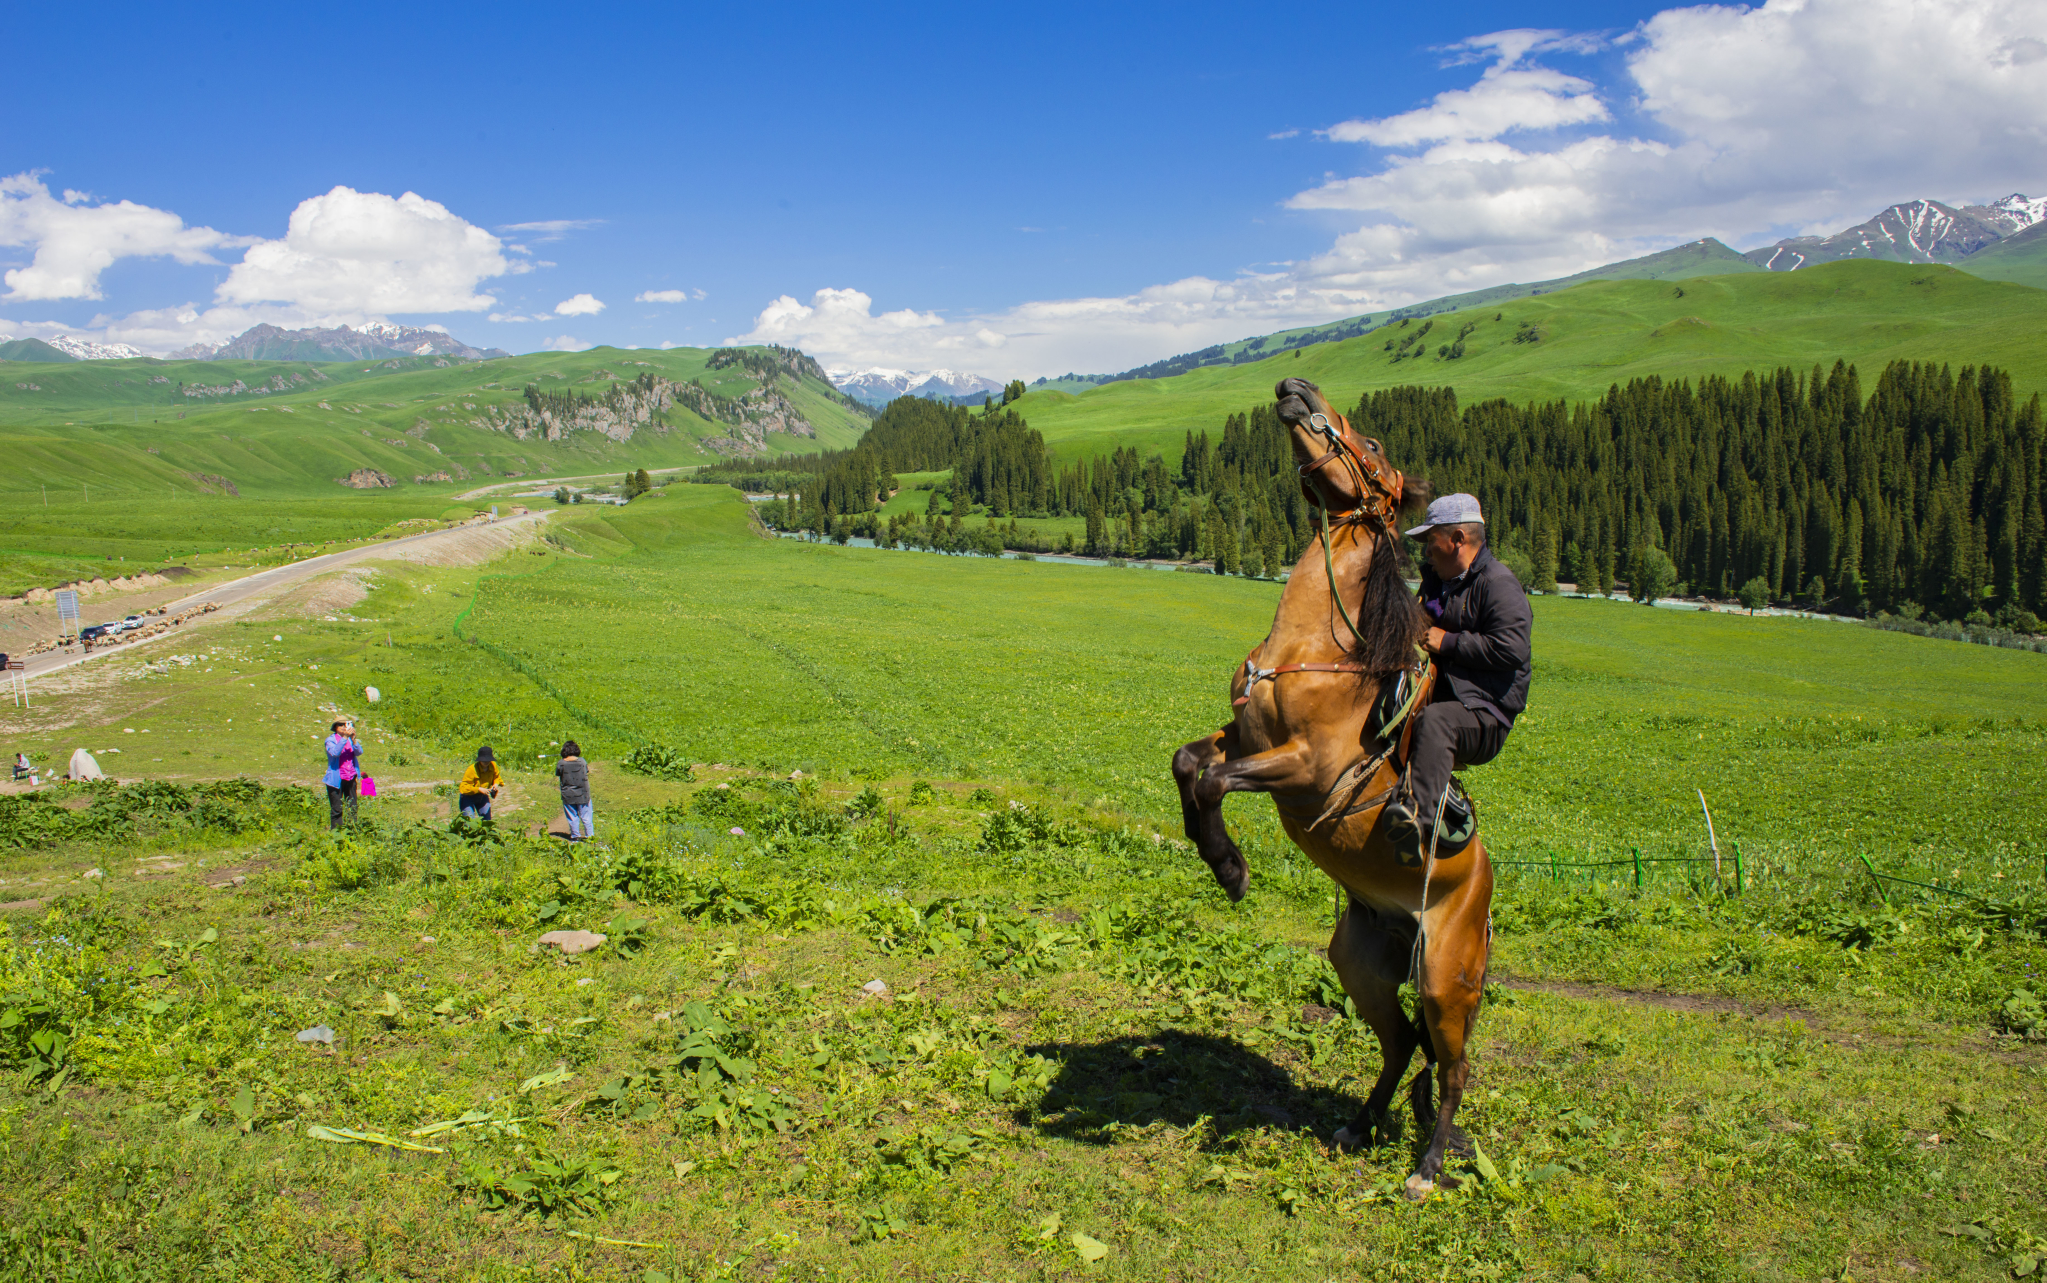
[1020,1030,1369,1154]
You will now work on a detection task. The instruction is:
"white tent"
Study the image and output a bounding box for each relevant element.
[67,749,103,781]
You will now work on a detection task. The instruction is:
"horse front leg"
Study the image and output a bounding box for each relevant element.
[1172,729,1250,900]
[1171,733,1320,901]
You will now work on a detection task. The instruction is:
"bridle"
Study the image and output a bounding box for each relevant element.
[1295,409,1406,645]
[1296,410,1405,532]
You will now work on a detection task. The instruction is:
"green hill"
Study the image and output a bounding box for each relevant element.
[1957,220,2047,291]
[0,344,872,498]
[1051,238,1762,386]
[1014,259,2047,460]
[0,338,75,363]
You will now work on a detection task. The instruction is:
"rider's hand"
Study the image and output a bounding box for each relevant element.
[1424,626,1448,654]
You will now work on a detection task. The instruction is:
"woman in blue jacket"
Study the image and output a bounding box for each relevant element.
[323,719,363,830]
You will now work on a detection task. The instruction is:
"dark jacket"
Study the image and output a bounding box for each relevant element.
[1419,544,1532,727]
[555,757,591,805]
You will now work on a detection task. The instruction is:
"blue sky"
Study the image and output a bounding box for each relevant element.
[4,0,2043,375]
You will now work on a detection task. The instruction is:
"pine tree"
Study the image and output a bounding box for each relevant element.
[1533,515,1558,593]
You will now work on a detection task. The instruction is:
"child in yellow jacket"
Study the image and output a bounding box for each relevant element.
[458,745,501,818]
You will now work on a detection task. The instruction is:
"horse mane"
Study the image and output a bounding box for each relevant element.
[1349,528,1426,674]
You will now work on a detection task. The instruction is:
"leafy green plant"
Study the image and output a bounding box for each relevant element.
[621,743,694,781]
[1785,901,1907,950]
[666,1000,796,1134]
[1999,988,2045,1041]
[456,1148,622,1220]
[602,913,651,955]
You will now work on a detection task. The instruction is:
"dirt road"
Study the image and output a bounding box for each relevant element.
[15,510,554,682]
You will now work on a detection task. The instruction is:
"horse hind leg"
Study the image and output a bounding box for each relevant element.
[1327,900,1419,1151]
[1404,895,1489,1199]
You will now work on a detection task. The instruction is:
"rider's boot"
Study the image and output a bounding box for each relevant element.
[1381,790,1476,866]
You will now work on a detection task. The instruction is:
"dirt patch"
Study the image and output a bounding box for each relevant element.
[0,899,45,913]
[366,521,540,569]
[207,859,275,881]
[1495,973,2047,1064]
[246,567,380,621]
[1496,975,1820,1025]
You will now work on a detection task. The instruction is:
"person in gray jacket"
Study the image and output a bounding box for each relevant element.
[556,741,594,841]
[1383,492,1533,861]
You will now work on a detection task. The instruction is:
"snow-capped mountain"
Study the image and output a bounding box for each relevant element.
[170,322,510,362]
[827,366,1006,406]
[1745,194,2046,271]
[36,335,147,360]
[1981,193,2047,235]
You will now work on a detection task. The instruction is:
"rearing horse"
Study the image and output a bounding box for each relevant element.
[1170,377,1493,1199]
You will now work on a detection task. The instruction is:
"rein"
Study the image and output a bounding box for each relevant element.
[1296,410,1402,650]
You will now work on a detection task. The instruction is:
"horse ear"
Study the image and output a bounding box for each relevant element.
[1274,378,1334,425]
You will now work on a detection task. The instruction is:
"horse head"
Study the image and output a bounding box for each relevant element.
[1274,378,1428,528]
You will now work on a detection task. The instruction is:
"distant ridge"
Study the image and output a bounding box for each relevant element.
[0,337,77,363]
[1041,237,1760,389]
[0,335,145,360]
[1743,194,2046,272]
[828,366,1004,407]
[172,322,510,362]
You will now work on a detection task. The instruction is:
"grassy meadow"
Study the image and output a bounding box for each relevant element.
[1012,260,2047,460]
[0,486,2042,1281]
[0,344,870,506]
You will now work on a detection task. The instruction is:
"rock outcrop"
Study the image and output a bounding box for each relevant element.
[336,469,398,489]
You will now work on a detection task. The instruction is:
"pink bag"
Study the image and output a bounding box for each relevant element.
[358,775,377,799]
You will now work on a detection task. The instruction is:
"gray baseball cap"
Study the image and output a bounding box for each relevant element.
[1405,492,1484,538]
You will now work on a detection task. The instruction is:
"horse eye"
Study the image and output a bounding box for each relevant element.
[1364,438,1383,453]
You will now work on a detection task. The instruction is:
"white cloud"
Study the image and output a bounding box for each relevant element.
[1324,66,1607,146]
[496,218,603,243]
[635,289,688,304]
[1287,0,2047,299]
[555,293,605,316]
[738,0,2047,379]
[219,186,512,315]
[540,334,592,352]
[0,172,243,301]
[729,278,1353,377]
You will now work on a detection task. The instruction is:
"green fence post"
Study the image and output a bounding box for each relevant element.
[1632,847,1643,889]
[1549,849,1559,882]
[1733,842,1745,894]
[1857,852,1890,905]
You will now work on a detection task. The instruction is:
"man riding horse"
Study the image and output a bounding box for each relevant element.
[1172,378,1524,1198]
[1383,493,1532,861]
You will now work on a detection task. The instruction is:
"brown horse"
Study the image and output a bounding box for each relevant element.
[1170,377,1494,1199]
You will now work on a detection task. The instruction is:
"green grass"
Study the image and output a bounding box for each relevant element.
[1013,259,2047,460]
[0,483,2042,1280]
[1146,236,1765,373]
[1960,222,2047,291]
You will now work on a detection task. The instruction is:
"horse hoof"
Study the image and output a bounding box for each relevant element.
[1402,1174,1435,1202]
[1333,1127,1361,1151]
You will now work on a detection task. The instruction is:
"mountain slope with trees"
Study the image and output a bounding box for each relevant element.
[1010,260,2047,465]
[714,354,2045,626]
